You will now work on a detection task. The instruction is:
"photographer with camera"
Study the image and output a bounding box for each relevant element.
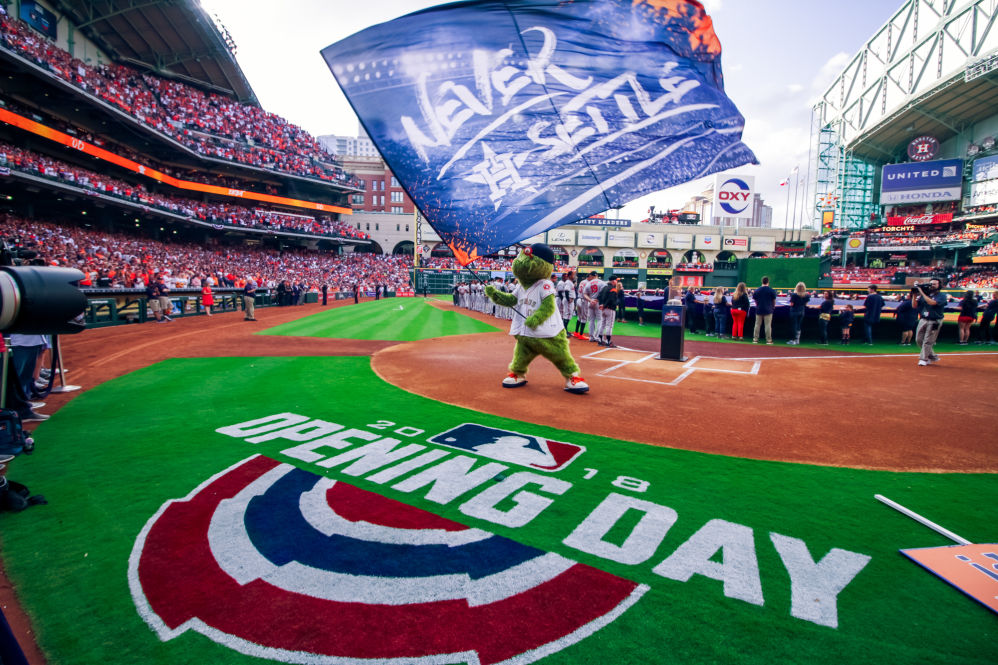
[912,278,948,366]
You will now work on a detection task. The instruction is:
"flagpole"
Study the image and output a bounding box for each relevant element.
[782,177,791,242]
[790,173,800,245]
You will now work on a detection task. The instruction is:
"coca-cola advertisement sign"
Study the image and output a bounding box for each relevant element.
[886,213,953,225]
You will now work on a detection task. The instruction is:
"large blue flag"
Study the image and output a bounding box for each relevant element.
[322,0,756,265]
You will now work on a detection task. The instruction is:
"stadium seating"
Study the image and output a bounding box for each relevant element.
[0,14,361,187]
[0,215,409,293]
[0,142,367,240]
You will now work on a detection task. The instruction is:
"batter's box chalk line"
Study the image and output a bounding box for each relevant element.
[589,354,761,388]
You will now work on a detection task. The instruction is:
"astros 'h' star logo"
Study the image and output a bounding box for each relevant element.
[130,455,646,664]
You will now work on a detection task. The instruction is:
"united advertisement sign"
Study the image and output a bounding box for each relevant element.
[880,159,963,204]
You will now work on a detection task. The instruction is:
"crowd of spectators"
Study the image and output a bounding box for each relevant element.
[962,204,998,217]
[0,12,361,187]
[0,97,285,198]
[830,266,899,284]
[976,240,998,257]
[0,142,368,240]
[955,266,998,289]
[0,214,410,292]
[419,256,575,272]
[865,226,998,247]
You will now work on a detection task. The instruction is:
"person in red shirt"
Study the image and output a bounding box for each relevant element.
[201,279,214,317]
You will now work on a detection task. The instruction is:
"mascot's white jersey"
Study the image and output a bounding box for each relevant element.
[509,279,563,338]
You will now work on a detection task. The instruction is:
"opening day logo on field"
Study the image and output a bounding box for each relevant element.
[129,414,873,665]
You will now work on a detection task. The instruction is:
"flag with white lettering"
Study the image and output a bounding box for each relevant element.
[322,0,757,265]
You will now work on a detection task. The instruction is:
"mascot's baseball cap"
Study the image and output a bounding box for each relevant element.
[525,243,555,265]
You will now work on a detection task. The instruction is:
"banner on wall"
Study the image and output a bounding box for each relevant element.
[750,236,776,252]
[667,233,693,250]
[722,236,748,248]
[547,229,576,245]
[880,159,963,204]
[0,108,352,215]
[695,234,718,250]
[845,237,866,253]
[577,229,607,246]
[637,232,664,249]
[607,231,635,248]
[885,213,953,225]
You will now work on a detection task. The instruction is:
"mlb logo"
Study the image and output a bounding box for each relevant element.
[942,166,957,177]
[427,423,585,472]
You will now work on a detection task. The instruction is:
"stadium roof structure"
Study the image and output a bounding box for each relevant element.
[48,0,258,104]
[811,0,998,229]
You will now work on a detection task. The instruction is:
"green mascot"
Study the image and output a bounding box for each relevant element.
[485,243,589,394]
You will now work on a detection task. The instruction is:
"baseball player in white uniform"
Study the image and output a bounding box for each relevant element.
[556,272,576,331]
[578,272,603,342]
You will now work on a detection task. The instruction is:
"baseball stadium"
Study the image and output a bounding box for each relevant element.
[0,1,995,665]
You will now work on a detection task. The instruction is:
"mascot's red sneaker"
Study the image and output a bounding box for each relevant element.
[502,372,528,388]
[564,375,589,394]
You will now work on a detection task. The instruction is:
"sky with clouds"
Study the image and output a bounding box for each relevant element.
[200,0,902,230]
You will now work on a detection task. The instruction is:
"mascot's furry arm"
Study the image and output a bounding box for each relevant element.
[485,285,516,307]
[524,294,555,329]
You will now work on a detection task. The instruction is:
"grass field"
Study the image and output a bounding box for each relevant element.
[0,301,993,665]
[260,297,500,340]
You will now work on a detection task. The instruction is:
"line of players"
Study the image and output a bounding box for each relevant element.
[454,271,620,347]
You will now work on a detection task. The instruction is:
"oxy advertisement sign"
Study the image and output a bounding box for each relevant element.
[713,173,755,218]
[880,159,963,204]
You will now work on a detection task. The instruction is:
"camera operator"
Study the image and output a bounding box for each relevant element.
[913,278,948,366]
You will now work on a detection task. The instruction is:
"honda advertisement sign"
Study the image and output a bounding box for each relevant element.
[880,159,963,204]
[713,173,755,219]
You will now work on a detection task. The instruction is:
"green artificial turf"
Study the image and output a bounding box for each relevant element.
[259,297,501,340]
[0,356,994,665]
